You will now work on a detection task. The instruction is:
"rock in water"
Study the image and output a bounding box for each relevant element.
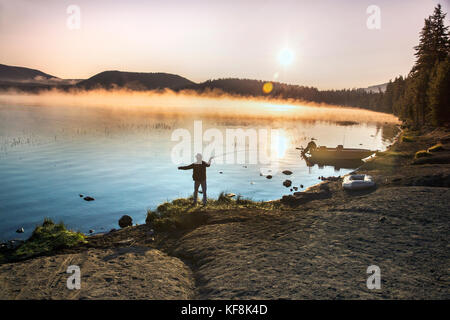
[282,170,293,175]
[83,196,95,201]
[89,229,94,234]
[283,180,292,187]
[118,215,133,228]
[16,227,24,233]
[266,175,273,179]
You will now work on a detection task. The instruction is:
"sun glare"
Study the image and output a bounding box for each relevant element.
[278,48,294,66]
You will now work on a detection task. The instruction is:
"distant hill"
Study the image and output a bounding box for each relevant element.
[77,71,195,90]
[364,83,388,93]
[0,63,59,82]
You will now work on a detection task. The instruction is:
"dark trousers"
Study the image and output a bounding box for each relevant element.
[193,180,207,205]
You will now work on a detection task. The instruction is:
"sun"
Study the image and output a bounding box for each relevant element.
[278,48,294,66]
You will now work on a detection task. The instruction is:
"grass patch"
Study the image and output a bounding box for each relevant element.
[146,193,278,232]
[10,218,86,261]
[415,150,432,159]
[427,143,444,153]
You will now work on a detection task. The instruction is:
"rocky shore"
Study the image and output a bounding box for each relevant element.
[0,128,449,299]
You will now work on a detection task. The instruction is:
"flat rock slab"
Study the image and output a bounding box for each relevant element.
[174,186,450,299]
[0,247,195,300]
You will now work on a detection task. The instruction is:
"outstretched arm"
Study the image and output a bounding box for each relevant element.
[178,164,194,170]
[206,156,213,166]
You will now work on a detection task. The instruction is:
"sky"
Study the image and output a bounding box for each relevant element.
[0,0,447,89]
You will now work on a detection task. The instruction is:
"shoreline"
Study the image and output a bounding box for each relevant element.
[1,126,449,299]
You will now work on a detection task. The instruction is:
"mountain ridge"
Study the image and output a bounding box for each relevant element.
[0,64,59,82]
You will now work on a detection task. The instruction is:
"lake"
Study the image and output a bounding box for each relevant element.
[0,93,399,240]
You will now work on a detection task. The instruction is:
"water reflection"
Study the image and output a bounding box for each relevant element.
[302,157,365,172]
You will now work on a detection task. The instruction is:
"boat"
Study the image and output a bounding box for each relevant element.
[300,141,376,161]
[342,174,375,190]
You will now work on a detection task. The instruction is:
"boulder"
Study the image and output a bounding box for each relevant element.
[321,176,341,182]
[266,175,273,179]
[282,170,293,175]
[283,180,292,187]
[281,189,331,207]
[83,196,95,201]
[118,215,133,228]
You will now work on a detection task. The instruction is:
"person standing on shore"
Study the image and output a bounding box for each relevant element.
[178,153,213,206]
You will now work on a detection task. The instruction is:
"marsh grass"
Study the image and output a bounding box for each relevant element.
[146,192,278,231]
[10,218,86,260]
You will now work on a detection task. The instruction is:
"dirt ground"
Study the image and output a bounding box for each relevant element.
[0,247,195,299]
[0,128,449,299]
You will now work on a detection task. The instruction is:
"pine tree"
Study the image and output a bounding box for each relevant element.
[430,4,450,63]
[428,57,450,126]
[412,17,435,74]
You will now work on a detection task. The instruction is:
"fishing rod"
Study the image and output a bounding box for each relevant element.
[209,149,260,159]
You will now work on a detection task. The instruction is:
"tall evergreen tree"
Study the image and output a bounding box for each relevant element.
[428,57,450,126]
[430,4,450,63]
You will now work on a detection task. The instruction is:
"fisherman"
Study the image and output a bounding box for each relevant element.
[301,139,317,158]
[305,140,317,153]
[178,153,213,206]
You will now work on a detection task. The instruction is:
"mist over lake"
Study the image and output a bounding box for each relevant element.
[0,93,399,240]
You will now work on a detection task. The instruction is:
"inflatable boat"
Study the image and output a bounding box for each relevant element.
[342,174,375,190]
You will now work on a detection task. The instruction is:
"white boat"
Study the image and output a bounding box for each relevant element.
[342,174,375,190]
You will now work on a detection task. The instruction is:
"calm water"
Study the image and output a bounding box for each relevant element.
[0,104,398,241]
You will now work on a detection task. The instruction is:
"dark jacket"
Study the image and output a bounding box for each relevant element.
[178,161,210,181]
